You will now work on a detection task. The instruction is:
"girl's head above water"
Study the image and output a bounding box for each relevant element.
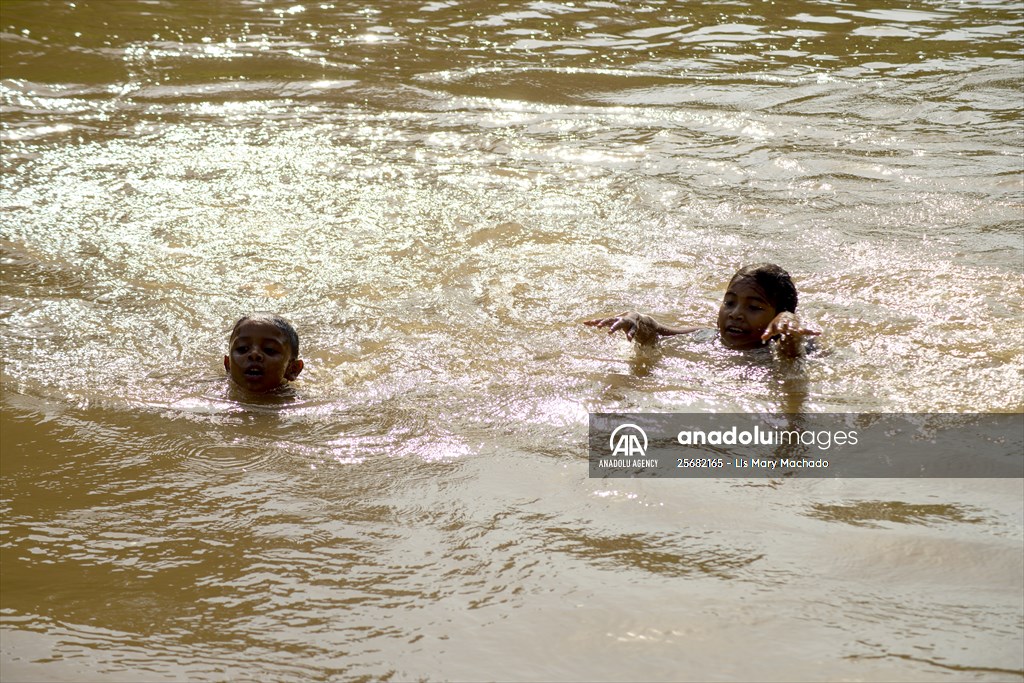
[717,263,800,350]
[585,262,819,356]
[729,263,797,314]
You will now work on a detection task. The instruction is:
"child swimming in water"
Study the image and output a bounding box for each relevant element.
[224,313,304,392]
[585,263,819,357]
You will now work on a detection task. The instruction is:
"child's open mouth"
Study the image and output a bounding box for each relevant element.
[244,367,264,377]
[725,326,746,335]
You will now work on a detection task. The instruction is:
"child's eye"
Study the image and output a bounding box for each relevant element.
[234,345,249,353]
[263,347,279,356]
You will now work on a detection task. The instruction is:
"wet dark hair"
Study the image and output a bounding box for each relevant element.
[230,313,300,359]
[730,264,798,313]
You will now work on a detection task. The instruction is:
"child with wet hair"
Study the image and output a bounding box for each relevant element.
[585,263,819,357]
[224,313,304,392]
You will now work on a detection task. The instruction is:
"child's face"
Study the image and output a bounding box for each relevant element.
[223,320,302,393]
[717,276,778,350]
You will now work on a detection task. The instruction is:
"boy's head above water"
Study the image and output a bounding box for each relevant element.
[223,314,303,393]
[717,263,798,350]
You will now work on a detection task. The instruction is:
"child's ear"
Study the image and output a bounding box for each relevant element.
[224,355,230,373]
[285,359,303,381]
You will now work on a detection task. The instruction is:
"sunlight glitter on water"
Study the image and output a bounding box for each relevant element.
[2,0,1022,681]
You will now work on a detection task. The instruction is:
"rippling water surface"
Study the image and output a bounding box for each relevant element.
[2,1,1022,681]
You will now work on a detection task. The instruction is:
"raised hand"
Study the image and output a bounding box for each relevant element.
[584,311,660,345]
[760,312,820,342]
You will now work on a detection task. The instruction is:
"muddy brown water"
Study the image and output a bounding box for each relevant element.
[2,1,1022,681]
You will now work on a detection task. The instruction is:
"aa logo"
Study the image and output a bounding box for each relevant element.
[609,423,648,458]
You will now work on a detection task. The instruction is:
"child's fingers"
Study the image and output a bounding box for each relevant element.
[585,315,630,328]
[762,323,821,341]
[586,314,642,339]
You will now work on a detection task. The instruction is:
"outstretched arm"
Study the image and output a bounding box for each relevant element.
[585,311,698,346]
[761,312,821,358]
